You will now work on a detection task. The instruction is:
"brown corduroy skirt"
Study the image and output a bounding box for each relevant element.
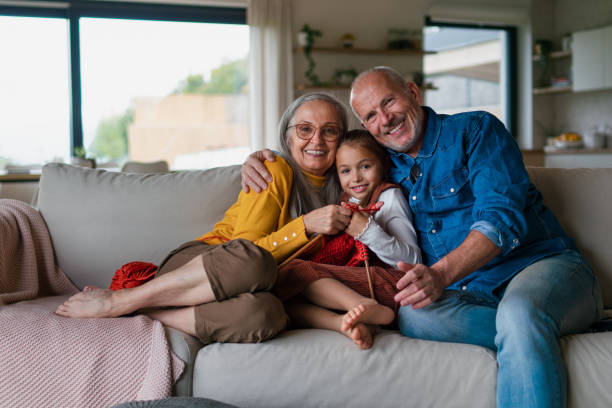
[156,239,288,344]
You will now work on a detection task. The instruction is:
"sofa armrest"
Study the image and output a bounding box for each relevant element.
[164,326,204,396]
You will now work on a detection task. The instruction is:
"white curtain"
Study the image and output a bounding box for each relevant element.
[248,0,294,151]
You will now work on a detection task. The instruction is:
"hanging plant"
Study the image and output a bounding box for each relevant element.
[300,24,322,86]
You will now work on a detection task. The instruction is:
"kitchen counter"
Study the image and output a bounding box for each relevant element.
[542,147,612,168]
[544,147,612,154]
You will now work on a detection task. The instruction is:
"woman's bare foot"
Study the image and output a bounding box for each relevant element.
[55,286,127,318]
[341,301,394,332]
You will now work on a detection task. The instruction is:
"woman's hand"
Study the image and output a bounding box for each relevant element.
[303,205,353,235]
[241,149,276,193]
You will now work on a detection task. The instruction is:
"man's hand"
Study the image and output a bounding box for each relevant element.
[394,231,502,309]
[241,149,276,193]
[394,262,447,309]
[303,205,353,235]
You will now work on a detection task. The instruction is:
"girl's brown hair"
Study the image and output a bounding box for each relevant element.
[339,129,391,179]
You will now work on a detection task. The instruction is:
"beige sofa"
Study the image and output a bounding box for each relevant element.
[11,163,612,407]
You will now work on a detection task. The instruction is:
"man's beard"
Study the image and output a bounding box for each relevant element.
[380,113,422,153]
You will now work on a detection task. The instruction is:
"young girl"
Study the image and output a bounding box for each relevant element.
[275,129,421,349]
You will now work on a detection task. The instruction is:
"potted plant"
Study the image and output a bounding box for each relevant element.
[333,68,357,86]
[338,33,355,48]
[71,146,96,168]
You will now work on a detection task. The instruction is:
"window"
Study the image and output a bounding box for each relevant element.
[0,15,70,169]
[422,20,516,135]
[0,2,248,171]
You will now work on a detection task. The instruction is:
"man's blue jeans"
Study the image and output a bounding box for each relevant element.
[398,250,603,408]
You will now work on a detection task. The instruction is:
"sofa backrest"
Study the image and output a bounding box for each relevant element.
[37,163,242,290]
[37,164,612,308]
[527,167,612,308]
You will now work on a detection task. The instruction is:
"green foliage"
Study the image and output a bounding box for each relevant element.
[174,57,248,95]
[175,74,207,94]
[205,58,248,94]
[89,108,133,161]
[300,24,322,86]
[73,146,86,158]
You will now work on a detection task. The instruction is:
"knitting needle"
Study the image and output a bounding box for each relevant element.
[279,234,324,269]
[364,259,375,300]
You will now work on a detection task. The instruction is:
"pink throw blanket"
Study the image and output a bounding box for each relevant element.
[0,199,184,407]
[0,199,76,304]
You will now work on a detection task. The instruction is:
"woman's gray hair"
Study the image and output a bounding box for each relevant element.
[277,93,348,217]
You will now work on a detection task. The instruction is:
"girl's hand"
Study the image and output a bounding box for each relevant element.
[303,205,352,235]
[344,211,369,238]
[341,201,384,238]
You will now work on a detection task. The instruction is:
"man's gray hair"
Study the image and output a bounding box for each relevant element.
[277,93,348,217]
[349,66,408,121]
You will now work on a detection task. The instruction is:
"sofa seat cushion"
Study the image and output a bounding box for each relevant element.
[563,332,612,407]
[192,329,498,408]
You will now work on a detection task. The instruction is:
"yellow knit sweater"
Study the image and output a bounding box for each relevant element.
[196,156,325,263]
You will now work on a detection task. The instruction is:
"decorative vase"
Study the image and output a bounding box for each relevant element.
[298,32,308,47]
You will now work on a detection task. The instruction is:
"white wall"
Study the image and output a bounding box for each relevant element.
[553,0,612,137]
[291,0,429,89]
[291,0,534,144]
[532,0,612,145]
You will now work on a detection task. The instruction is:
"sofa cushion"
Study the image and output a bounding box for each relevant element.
[37,163,242,289]
[193,329,497,408]
[527,167,612,308]
[562,332,612,407]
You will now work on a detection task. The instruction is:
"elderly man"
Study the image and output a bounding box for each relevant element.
[241,66,602,408]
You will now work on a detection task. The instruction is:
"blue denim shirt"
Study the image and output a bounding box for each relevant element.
[389,107,576,299]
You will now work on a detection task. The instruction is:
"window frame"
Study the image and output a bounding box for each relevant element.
[424,16,517,137]
[0,0,246,156]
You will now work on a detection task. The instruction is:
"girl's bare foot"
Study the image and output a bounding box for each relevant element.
[348,323,373,350]
[341,301,394,332]
[55,286,126,318]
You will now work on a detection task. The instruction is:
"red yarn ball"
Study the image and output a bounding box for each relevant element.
[109,261,158,291]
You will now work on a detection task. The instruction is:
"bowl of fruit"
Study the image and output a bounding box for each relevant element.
[554,133,583,148]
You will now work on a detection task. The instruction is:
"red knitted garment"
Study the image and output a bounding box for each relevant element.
[308,204,376,267]
[109,261,158,290]
[305,183,396,267]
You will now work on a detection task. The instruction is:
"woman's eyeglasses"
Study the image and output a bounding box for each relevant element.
[288,123,341,142]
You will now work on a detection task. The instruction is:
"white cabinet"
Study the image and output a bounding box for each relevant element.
[572,25,612,92]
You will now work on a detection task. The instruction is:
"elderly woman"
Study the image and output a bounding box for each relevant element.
[56,93,356,345]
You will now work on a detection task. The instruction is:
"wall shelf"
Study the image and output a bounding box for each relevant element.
[533,85,572,95]
[532,50,572,61]
[294,46,434,56]
[533,50,572,95]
